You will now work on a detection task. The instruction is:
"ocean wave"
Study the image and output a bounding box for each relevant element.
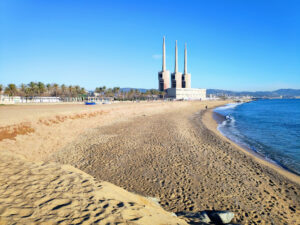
[219,115,236,128]
[214,103,243,112]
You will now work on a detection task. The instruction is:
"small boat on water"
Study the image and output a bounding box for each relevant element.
[85,102,96,105]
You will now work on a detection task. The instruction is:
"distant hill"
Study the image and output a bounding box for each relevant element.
[206,89,300,97]
[120,88,148,93]
[119,88,300,97]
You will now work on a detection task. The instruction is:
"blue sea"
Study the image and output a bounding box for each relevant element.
[214,99,300,175]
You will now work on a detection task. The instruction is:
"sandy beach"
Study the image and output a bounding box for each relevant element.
[0,101,299,224]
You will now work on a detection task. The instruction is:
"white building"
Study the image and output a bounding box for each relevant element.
[167,88,206,100]
[0,95,61,104]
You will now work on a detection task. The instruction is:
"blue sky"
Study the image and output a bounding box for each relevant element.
[0,0,299,91]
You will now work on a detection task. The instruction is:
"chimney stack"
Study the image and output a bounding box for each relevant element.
[171,40,182,88]
[158,36,170,91]
[182,43,191,88]
[162,36,166,71]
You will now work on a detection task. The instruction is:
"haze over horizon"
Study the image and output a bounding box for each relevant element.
[1,0,299,91]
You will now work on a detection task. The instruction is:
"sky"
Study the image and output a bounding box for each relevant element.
[0,0,299,91]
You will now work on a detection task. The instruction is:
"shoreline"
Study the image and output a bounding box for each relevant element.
[203,106,300,185]
[1,101,299,224]
[51,101,300,223]
[213,109,300,177]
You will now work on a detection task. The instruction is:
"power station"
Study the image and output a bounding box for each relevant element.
[158,37,206,100]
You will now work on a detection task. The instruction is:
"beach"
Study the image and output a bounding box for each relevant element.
[0,101,299,224]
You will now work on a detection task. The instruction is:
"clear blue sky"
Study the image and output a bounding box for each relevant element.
[0,0,299,91]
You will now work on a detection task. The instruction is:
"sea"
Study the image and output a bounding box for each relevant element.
[214,99,300,176]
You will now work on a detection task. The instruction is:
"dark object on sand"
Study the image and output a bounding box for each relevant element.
[176,210,236,224]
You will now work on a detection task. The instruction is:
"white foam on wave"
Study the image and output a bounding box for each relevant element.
[227,115,236,124]
[217,115,244,148]
[220,120,227,126]
[214,103,243,112]
[216,102,248,154]
[218,115,236,129]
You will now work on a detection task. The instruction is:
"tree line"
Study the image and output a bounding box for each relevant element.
[94,86,164,100]
[0,83,164,100]
[0,82,86,98]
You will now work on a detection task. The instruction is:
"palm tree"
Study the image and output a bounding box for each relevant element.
[68,85,74,97]
[46,83,51,95]
[4,84,17,96]
[95,87,101,94]
[37,82,45,96]
[24,87,31,98]
[95,87,105,98]
[80,87,86,95]
[0,84,3,94]
[102,86,106,96]
[74,85,80,96]
[128,89,134,100]
[19,83,27,97]
[61,84,67,97]
[116,87,120,99]
[52,83,59,97]
[113,87,120,98]
[99,87,104,97]
[28,82,38,97]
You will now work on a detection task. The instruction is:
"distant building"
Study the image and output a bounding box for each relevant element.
[158,37,206,100]
[158,37,170,92]
[181,43,191,89]
[0,95,60,104]
[171,40,182,88]
[167,88,206,100]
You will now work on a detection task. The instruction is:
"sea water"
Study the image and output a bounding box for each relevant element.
[214,99,300,175]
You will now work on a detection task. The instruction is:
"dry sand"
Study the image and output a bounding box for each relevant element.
[0,101,299,224]
[0,102,192,224]
[0,149,186,224]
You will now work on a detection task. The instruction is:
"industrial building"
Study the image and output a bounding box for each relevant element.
[158,37,206,100]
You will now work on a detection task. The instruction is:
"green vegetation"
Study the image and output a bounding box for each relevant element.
[0,82,86,98]
[4,84,18,96]
[0,82,164,100]
[94,86,164,100]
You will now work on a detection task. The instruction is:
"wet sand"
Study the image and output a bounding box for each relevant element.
[1,101,299,224]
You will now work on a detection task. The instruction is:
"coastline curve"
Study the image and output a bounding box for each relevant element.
[202,105,300,185]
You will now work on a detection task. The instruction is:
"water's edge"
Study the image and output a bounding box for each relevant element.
[213,102,300,177]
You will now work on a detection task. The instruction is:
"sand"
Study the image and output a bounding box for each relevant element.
[0,102,198,161]
[0,149,186,224]
[0,101,299,224]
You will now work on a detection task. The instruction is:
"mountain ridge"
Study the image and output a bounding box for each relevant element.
[119,88,300,97]
[206,88,300,97]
